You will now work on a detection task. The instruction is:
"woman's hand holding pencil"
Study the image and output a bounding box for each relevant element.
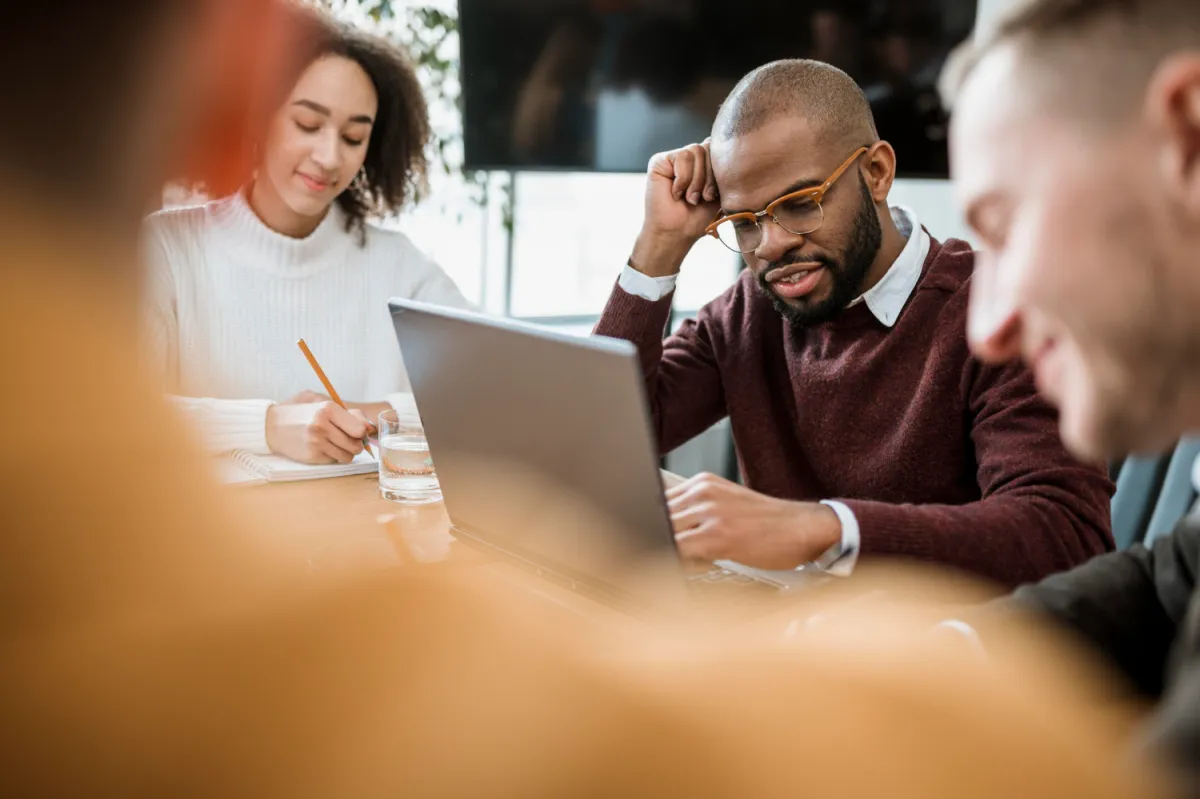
[296,339,376,459]
[264,401,374,465]
[257,338,378,465]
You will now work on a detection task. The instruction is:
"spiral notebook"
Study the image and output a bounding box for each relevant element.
[215,449,379,486]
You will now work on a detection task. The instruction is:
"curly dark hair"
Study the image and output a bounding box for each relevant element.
[264,3,431,237]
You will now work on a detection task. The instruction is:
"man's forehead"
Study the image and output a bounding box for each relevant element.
[951,47,1046,203]
[710,117,839,209]
[951,45,1135,225]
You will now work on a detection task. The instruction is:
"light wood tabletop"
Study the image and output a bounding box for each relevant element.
[240,473,650,628]
[232,469,822,634]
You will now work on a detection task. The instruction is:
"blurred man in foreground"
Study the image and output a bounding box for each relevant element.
[945,0,1200,786]
[0,1,1163,795]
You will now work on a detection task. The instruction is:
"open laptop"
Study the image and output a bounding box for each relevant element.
[388,299,821,613]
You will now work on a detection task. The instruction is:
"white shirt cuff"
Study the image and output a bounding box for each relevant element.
[618,264,678,301]
[814,500,861,576]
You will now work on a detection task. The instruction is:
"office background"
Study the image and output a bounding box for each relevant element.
[177,0,1000,476]
[381,0,985,475]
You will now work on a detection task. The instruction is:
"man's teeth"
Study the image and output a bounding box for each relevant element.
[778,269,815,284]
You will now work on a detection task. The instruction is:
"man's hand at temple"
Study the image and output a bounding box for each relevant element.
[630,140,722,278]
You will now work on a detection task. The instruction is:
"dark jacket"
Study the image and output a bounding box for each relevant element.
[1015,516,1200,785]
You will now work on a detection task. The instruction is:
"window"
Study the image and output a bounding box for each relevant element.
[508,172,738,318]
[386,181,488,306]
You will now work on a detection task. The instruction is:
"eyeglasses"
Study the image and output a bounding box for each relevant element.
[704,146,869,253]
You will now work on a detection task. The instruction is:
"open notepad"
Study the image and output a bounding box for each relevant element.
[214,449,379,486]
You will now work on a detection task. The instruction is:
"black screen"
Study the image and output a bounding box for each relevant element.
[459,0,977,177]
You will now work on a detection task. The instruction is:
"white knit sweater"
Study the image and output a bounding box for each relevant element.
[141,192,471,454]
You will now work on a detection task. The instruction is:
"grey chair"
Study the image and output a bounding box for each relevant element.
[1109,437,1200,549]
[1143,437,1200,547]
[1111,453,1171,550]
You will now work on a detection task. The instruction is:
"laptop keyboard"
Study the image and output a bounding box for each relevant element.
[692,567,756,584]
[686,567,779,598]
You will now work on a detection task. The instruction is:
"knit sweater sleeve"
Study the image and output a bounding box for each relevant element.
[594,281,728,454]
[140,214,274,455]
[165,396,274,454]
[837,359,1115,589]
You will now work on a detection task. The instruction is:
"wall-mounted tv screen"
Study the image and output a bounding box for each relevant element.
[459,0,977,177]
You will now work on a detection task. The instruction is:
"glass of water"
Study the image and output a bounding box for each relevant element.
[378,410,442,504]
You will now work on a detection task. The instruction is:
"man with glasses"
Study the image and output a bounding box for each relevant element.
[596,58,1115,587]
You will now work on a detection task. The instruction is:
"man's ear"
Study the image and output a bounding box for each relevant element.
[863,141,897,204]
[1146,54,1200,219]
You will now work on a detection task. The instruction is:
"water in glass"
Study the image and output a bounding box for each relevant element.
[379,432,440,503]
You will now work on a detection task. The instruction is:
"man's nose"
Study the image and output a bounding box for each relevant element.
[968,254,1023,364]
[752,218,806,263]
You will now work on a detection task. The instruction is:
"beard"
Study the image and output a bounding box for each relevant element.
[755,174,883,327]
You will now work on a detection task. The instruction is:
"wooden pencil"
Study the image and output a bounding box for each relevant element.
[296,338,376,459]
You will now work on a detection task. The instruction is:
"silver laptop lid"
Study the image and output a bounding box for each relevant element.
[388,299,685,603]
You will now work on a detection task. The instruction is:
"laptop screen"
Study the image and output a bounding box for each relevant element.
[389,300,686,600]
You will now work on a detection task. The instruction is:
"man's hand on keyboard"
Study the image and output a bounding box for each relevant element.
[667,473,841,570]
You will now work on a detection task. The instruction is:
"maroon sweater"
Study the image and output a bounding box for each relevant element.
[595,238,1114,587]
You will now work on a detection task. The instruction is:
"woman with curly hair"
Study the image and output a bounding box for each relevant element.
[142,4,470,465]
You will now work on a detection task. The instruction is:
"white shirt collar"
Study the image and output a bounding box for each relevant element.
[848,205,930,328]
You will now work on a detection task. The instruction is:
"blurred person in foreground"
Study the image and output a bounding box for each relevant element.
[944,0,1200,787]
[0,1,1164,796]
[596,59,1114,588]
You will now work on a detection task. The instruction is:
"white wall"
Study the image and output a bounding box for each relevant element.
[890,178,971,244]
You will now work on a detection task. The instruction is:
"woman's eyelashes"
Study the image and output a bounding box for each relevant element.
[293,120,366,147]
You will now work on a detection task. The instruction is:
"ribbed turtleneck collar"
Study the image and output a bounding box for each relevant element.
[207,190,354,278]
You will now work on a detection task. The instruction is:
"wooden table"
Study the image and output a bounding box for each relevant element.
[237,471,825,637]
[247,473,650,628]
[258,469,688,554]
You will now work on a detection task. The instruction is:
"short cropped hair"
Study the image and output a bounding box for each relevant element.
[940,0,1200,120]
[713,59,879,151]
